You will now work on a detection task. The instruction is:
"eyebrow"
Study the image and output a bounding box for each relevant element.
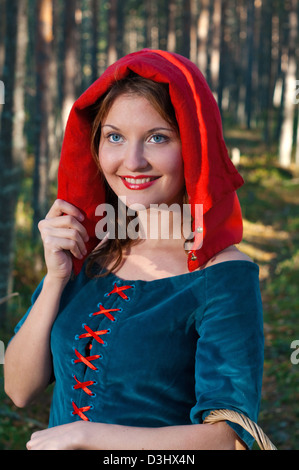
[102,124,175,133]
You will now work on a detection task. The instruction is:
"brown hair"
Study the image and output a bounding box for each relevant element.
[86,73,181,278]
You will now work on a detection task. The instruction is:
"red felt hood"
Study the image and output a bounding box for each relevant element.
[57,49,244,274]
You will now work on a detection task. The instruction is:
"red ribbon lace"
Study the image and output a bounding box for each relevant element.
[92,304,121,322]
[71,401,91,421]
[73,348,100,371]
[71,282,134,421]
[79,325,109,345]
[73,375,95,396]
[106,283,133,300]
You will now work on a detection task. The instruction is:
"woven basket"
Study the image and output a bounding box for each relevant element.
[204,409,277,450]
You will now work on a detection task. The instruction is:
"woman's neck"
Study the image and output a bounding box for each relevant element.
[133,204,189,247]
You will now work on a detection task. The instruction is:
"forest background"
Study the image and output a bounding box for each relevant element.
[0,0,298,450]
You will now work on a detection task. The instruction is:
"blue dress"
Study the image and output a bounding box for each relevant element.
[14,260,264,449]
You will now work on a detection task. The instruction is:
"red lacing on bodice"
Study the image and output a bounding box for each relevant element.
[106,283,133,300]
[73,348,100,371]
[73,375,95,396]
[92,304,121,322]
[71,283,134,422]
[71,401,91,421]
[79,325,110,345]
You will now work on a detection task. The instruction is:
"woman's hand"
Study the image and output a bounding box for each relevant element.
[26,422,84,450]
[38,199,89,283]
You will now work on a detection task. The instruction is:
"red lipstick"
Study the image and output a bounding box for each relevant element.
[120,175,160,190]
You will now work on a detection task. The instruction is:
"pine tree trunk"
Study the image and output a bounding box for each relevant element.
[257,0,273,143]
[61,0,78,129]
[295,107,299,167]
[107,0,118,66]
[210,0,221,91]
[245,0,255,129]
[189,0,197,64]
[279,0,297,167]
[217,0,228,117]
[197,0,210,76]
[0,0,25,324]
[182,0,191,58]
[167,0,176,52]
[13,0,28,165]
[33,0,54,237]
[0,0,5,77]
[91,0,99,82]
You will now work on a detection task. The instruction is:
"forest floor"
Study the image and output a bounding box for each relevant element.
[0,126,299,450]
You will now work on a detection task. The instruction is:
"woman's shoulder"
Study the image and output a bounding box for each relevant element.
[201,245,253,270]
[199,246,261,304]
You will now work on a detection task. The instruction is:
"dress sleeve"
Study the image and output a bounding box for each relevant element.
[190,261,264,449]
[13,278,45,335]
[13,267,88,335]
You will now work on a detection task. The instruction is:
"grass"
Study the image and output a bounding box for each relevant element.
[1,128,299,449]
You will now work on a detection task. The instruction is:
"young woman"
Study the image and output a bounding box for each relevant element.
[4,50,264,450]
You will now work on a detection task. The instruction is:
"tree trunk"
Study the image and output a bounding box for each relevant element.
[217,0,228,117]
[116,0,126,57]
[210,0,221,91]
[167,0,176,52]
[189,0,197,64]
[61,0,78,130]
[33,0,54,237]
[13,0,28,165]
[279,0,297,167]
[91,0,99,82]
[144,0,159,50]
[182,0,191,58]
[0,0,5,78]
[107,0,118,66]
[295,107,299,167]
[229,0,242,123]
[245,0,255,129]
[197,0,210,76]
[257,0,273,143]
[145,0,153,48]
[0,0,26,324]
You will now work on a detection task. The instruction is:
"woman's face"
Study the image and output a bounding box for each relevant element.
[98,94,184,210]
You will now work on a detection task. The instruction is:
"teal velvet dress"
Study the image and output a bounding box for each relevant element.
[14,260,264,449]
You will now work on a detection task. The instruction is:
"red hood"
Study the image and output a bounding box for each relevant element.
[57,49,244,274]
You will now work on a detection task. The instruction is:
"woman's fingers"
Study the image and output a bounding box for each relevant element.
[42,226,88,259]
[43,234,86,260]
[38,199,90,261]
[36,199,90,281]
[40,214,89,243]
[45,199,85,222]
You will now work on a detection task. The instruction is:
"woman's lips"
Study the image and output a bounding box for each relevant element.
[120,175,160,190]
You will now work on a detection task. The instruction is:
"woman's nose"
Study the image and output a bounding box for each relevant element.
[123,141,149,171]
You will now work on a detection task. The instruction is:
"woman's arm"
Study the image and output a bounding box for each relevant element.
[26,420,246,450]
[4,200,88,407]
[4,276,67,407]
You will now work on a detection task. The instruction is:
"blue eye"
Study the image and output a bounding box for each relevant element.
[150,134,168,144]
[108,133,123,143]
